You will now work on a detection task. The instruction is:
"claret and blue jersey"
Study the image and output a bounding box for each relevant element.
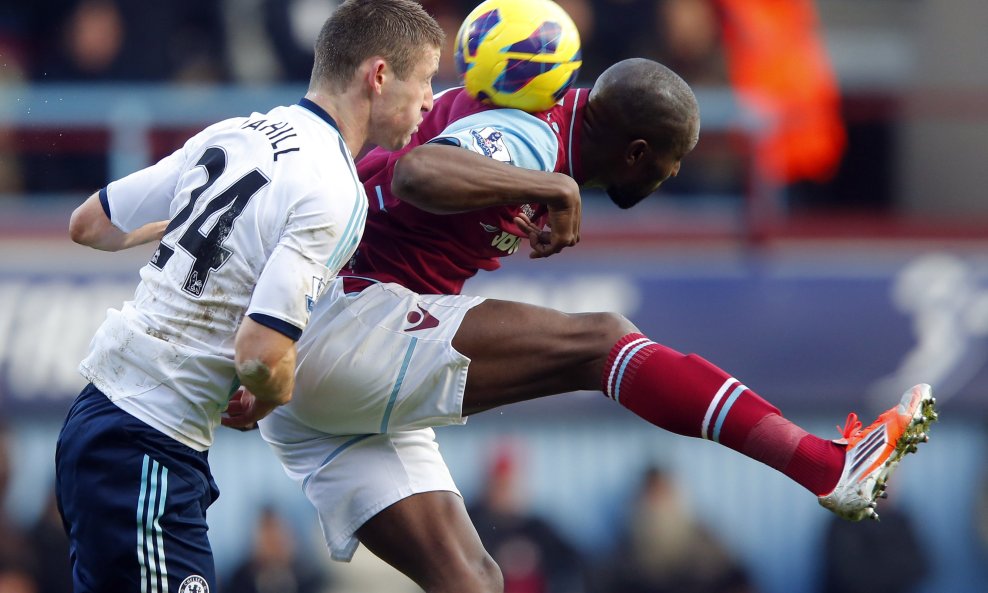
[348,86,588,295]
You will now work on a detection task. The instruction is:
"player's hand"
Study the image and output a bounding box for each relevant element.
[221,387,278,432]
[519,179,581,259]
[514,210,577,259]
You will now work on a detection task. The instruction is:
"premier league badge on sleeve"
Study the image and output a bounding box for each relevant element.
[469,127,512,163]
[306,275,328,312]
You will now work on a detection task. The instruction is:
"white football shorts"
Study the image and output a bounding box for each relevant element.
[258,278,486,560]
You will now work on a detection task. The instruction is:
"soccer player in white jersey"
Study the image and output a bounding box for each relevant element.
[54,2,444,592]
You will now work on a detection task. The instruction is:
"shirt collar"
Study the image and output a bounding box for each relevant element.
[567,88,589,184]
[297,98,340,133]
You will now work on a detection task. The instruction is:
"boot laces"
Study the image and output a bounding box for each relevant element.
[837,412,863,440]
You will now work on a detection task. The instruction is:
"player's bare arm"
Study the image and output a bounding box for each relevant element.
[392,143,581,256]
[234,317,297,409]
[69,192,167,252]
[392,144,578,212]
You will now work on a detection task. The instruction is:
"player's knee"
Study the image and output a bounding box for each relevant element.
[431,551,502,593]
[581,311,638,348]
[479,554,504,593]
[605,311,638,336]
[463,553,503,593]
[556,312,638,384]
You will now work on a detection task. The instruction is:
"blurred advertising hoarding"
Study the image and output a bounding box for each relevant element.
[2,236,987,416]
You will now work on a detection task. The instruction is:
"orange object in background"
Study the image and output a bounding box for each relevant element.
[718,0,846,184]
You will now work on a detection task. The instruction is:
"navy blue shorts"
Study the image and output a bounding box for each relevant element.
[56,384,220,593]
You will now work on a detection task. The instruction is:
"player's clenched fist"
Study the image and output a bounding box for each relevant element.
[222,387,279,431]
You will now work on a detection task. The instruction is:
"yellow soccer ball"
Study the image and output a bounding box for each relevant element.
[454,0,582,113]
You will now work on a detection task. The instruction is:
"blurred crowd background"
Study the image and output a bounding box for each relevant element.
[1,0,986,223]
[1,1,988,592]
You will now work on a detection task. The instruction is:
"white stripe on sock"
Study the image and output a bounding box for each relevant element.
[701,378,739,440]
[606,338,650,398]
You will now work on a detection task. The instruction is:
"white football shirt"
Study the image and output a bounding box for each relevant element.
[80,99,367,450]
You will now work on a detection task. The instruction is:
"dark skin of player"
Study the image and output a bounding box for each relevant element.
[359,59,699,593]
[224,59,700,593]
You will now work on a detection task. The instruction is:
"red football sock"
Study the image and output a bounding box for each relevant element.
[602,333,844,494]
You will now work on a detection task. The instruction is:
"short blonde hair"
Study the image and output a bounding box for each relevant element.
[310,0,445,91]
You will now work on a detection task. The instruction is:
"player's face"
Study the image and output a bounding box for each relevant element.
[594,117,700,209]
[605,150,684,209]
[370,46,441,151]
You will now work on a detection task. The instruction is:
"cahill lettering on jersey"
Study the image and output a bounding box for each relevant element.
[241,117,301,161]
[351,87,588,295]
[80,99,365,451]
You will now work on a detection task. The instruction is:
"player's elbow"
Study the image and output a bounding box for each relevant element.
[234,320,297,406]
[234,355,293,406]
[392,150,444,213]
[68,205,98,247]
[391,152,422,198]
[69,196,121,250]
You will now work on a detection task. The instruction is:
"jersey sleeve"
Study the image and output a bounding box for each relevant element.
[102,145,189,233]
[246,187,364,340]
[429,109,559,172]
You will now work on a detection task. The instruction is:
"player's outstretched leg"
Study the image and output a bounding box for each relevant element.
[599,332,850,496]
[456,302,936,520]
[818,383,937,521]
[598,332,937,519]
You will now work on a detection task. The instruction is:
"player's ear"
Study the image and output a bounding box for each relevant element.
[365,58,388,95]
[625,139,649,166]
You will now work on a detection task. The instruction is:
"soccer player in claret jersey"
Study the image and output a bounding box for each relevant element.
[54,2,444,592]
[223,58,937,593]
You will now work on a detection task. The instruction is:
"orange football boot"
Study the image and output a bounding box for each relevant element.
[818,384,937,521]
